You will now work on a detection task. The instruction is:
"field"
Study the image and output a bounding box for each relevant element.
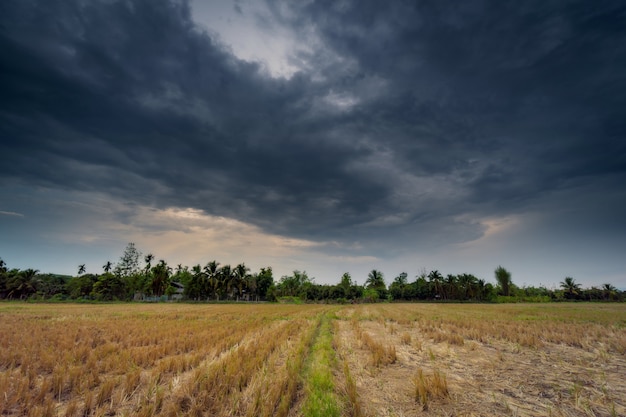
[0,303,625,416]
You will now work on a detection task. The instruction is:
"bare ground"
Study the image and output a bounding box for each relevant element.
[334,306,626,417]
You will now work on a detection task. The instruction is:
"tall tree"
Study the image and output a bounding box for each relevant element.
[0,259,7,298]
[389,272,408,300]
[428,270,444,299]
[7,269,39,299]
[204,261,220,299]
[184,264,205,300]
[494,266,512,296]
[67,274,98,299]
[256,267,274,300]
[475,278,487,301]
[103,261,113,273]
[444,274,458,300]
[602,283,617,301]
[413,273,431,299]
[77,264,86,275]
[246,273,258,301]
[218,264,233,300]
[365,269,385,290]
[150,260,171,297]
[92,273,125,300]
[233,263,250,300]
[458,273,478,300]
[560,277,581,299]
[144,253,154,275]
[37,274,69,298]
[115,243,142,278]
[338,272,353,298]
[277,270,312,298]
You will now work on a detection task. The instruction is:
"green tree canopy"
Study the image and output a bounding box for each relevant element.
[495,266,512,297]
[114,242,142,278]
[365,269,385,291]
[560,276,581,299]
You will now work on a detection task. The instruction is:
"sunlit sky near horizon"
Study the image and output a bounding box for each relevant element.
[1,0,625,289]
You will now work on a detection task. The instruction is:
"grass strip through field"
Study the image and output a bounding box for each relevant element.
[301,311,342,417]
[243,317,316,417]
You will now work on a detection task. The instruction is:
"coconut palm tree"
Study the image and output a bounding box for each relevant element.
[204,260,220,299]
[8,268,39,299]
[218,264,234,300]
[475,279,487,300]
[150,260,171,297]
[602,283,617,301]
[458,273,478,300]
[428,270,444,299]
[0,259,7,299]
[184,264,205,300]
[233,263,250,300]
[365,269,385,290]
[444,274,458,300]
[246,273,258,301]
[144,254,154,275]
[560,277,581,299]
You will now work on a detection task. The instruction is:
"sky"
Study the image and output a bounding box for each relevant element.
[1,0,625,289]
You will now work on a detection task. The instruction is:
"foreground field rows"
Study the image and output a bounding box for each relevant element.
[0,303,624,416]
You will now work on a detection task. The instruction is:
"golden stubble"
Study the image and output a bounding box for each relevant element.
[0,302,624,417]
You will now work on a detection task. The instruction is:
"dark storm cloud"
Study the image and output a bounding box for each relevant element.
[0,0,382,227]
[1,0,625,254]
[280,0,626,218]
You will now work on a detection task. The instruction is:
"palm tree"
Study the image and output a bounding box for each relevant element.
[144,254,154,274]
[204,260,220,299]
[394,272,408,286]
[0,260,6,299]
[233,263,250,300]
[365,269,385,290]
[218,265,234,300]
[77,264,86,275]
[475,279,487,300]
[458,273,478,300]
[602,283,617,301]
[184,264,205,300]
[150,260,171,297]
[560,277,581,299]
[444,274,458,300]
[103,261,113,273]
[8,269,40,299]
[246,274,258,301]
[428,270,444,299]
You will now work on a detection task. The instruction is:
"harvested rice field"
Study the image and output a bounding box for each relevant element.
[0,303,624,416]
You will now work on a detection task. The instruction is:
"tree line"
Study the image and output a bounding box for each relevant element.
[0,243,623,302]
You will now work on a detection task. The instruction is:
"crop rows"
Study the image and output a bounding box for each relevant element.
[0,303,625,416]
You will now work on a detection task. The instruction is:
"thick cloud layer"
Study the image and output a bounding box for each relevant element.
[1,0,625,267]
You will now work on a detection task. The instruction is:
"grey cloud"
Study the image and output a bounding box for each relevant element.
[0,0,390,237]
[298,2,625,196]
[1,0,625,259]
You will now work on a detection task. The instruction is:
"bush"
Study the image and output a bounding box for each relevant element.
[362,288,379,303]
[277,296,303,304]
